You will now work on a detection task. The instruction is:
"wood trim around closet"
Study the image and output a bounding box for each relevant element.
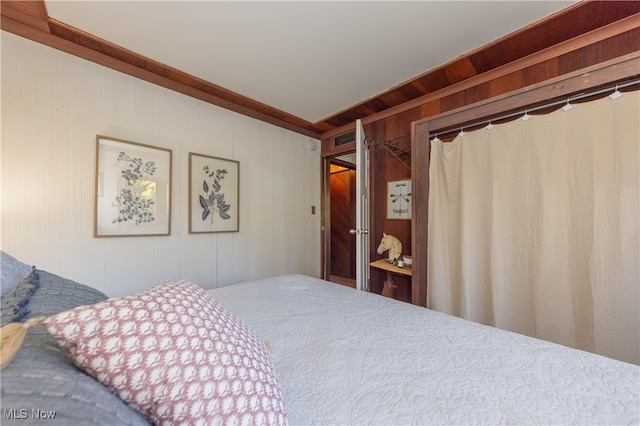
[411,53,640,307]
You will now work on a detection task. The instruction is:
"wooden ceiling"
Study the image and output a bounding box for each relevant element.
[2,1,640,139]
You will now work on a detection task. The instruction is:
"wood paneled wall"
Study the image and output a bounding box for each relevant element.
[321,12,640,305]
[320,1,640,130]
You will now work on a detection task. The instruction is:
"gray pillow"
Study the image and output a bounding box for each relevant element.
[20,270,108,320]
[0,269,149,425]
[1,251,34,297]
[0,271,40,326]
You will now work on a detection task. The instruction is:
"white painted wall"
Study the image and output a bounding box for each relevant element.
[0,32,321,297]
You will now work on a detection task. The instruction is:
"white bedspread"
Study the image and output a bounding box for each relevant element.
[209,275,639,425]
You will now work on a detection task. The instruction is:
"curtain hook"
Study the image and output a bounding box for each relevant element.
[458,128,465,137]
[521,109,531,121]
[486,121,494,130]
[432,133,441,143]
[610,85,622,100]
[562,99,573,112]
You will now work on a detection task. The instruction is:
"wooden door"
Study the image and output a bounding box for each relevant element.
[330,166,356,279]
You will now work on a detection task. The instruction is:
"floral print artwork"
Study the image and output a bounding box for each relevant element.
[112,152,157,225]
[199,165,231,223]
[188,152,238,234]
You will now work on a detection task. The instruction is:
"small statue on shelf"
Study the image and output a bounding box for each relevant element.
[376,233,402,265]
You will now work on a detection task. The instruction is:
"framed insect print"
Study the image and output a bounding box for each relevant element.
[387,179,411,220]
[189,152,239,233]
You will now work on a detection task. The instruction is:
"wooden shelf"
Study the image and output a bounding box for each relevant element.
[370,258,412,299]
[370,259,412,277]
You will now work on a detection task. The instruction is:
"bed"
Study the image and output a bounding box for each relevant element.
[1,257,638,425]
[209,274,639,425]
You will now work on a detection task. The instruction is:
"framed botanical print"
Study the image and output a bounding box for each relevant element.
[95,135,172,237]
[189,152,239,233]
[387,179,412,220]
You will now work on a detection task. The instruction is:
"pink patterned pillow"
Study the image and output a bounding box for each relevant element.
[43,279,287,425]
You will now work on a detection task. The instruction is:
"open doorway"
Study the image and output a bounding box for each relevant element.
[326,152,356,288]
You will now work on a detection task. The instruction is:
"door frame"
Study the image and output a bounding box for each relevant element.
[354,119,370,292]
[321,120,369,292]
[321,151,357,282]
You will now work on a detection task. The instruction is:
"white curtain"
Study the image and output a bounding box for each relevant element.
[428,90,639,365]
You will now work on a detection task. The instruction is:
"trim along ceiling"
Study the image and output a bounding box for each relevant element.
[2,1,639,139]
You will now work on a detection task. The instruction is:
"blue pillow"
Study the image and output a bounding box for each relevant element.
[0,271,40,326]
[20,270,108,319]
[0,269,149,425]
[1,251,34,297]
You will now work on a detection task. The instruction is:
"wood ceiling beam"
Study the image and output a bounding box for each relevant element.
[1,0,324,139]
[4,1,639,140]
[320,1,640,136]
[321,11,640,140]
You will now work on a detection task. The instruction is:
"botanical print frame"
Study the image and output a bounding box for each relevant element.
[95,135,172,237]
[189,152,239,233]
[387,179,412,220]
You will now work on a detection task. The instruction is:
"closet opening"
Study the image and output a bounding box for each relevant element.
[324,152,357,288]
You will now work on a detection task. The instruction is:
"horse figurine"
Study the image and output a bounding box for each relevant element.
[376,233,402,263]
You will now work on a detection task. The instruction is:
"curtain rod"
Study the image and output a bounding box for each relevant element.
[429,79,640,140]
